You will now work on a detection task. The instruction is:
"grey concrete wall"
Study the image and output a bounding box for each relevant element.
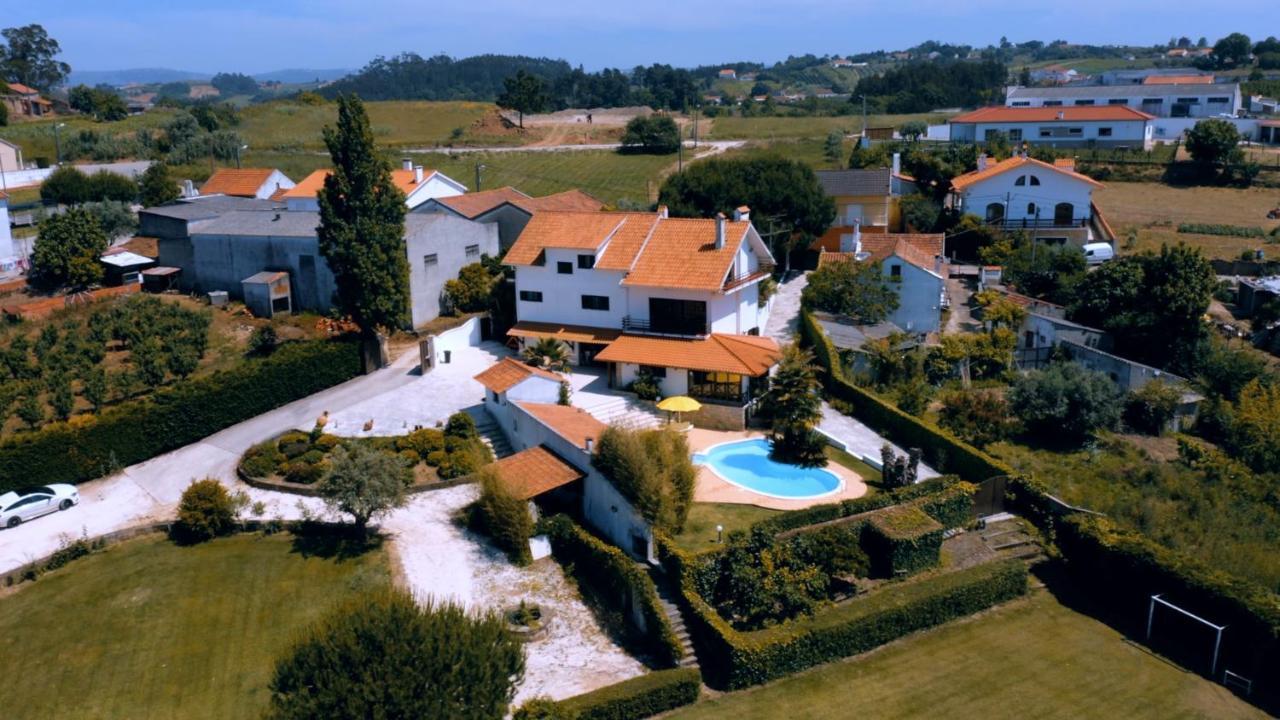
[188,233,335,311]
[406,215,499,328]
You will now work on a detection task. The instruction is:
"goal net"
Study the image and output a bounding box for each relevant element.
[1146,594,1227,676]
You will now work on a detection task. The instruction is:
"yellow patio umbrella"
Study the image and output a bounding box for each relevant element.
[656,396,701,425]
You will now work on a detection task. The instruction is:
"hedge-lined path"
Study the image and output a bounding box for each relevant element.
[0,346,427,574]
[817,402,940,481]
[764,271,808,345]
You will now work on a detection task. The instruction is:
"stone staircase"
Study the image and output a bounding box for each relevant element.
[648,567,700,669]
[579,395,664,430]
[473,414,514,459]
[980,519,1048,566]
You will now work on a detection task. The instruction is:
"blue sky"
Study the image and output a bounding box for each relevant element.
[8,2,1272,73]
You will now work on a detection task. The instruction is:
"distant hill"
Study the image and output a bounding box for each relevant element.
[68,68,209,86]
[252,68,351,84]
[66,67,351,88]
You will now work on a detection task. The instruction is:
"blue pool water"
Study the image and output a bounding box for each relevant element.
[693,439,842,499]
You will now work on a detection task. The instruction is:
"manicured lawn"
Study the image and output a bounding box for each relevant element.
[672,502,782,554]
[0,532,389,720]
[705,113,949,141]
[1093,181,1280,260]
[823,445,882,486]
[669,589,1266,720]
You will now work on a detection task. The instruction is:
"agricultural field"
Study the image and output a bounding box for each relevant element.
[1094,181,1280,260]
[670,588,1264,720]
[705,113,948,141]
[0,110,179,164]
[237,100,497,152]
[0,532,389,720]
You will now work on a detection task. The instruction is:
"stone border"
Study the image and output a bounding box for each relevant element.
[237,465,475,497]
[0,518,370,589]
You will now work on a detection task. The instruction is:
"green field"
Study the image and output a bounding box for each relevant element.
[0,110,179,163]
[237,100,495,152]
[670,588,1264,720]
[706,113,948,141]
[0,532,389,720]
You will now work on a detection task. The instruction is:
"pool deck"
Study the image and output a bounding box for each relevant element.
[686,428,870,511]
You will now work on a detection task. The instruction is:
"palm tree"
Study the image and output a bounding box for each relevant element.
[521,338,570,373]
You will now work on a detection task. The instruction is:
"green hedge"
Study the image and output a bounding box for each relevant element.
[543,515,683,668]
[1177,223,1268,238]
[751,475,969,538]
[863,505,944,577]
[800,310,1016,484]
[661,532,1027,690]
[552,668,702,720]
[0,339,361,491]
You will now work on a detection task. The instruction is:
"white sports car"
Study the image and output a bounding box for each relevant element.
[0,485,80,529]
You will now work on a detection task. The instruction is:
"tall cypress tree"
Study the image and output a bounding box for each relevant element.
[317,94,409,369]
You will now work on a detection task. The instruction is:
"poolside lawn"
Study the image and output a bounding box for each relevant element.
[0,531,389,720]
[669,587,1266,720]
[672,503,782,554]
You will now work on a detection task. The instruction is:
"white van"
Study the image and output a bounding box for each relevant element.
[1082,243,1115,265]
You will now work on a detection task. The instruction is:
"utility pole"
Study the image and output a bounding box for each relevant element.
[235,144,248,169]
[677,135,683,174]
[859,95,868,145]
[474,163,486,192]
[53,122,65,165]
[693,106,699,148]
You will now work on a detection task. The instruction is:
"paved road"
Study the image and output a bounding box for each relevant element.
[765,271,808,345]
[405,139,745,155]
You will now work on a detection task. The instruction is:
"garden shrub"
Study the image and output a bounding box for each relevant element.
[862,505,944,577]
[444,411,478,439]
[397,449,421,465]
[1123,380,1182,435]
[474,466,534,565]
[1177,223,1266,238]
[554,668,701,720]
[283,461,325,485]
[397,427,443,457]
[240,440,285,478]
[0,339,361,492]
[173,478,243,544]
[299,449,326,465]
[542,515,683,667]
[593,426,696,534]
[313,433,341,452]
[701,526,829,630]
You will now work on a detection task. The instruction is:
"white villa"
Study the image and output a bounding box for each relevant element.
[818,228,947,335]
[948,106,1155,150]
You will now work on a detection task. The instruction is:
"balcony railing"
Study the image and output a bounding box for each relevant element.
[621,316,708,338]
[988,217,1090,229]
[723,262,776,292]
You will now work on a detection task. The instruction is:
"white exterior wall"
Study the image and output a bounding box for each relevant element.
[0,197,12,263]
[1152,117,1261,143]
[884,258,943,334]
[404,174,466,209]
[957,120,1151,148]
[515,250,629,328]
[957,170,1095,223]
[251,170,295,200]
[486,376,563,444]
[615,362,691,398]
[1006,87,1242,117]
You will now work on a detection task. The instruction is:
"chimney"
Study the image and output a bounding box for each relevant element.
[182,179,195,198]
[714,213,726,249]
[656,204,669,218]
[1056,110,1065,120]
[733,205,750,222]
[892,152,901,178]
[934,254,944,275]
[976,153,988,172]
[839,221,862,254]
[402,158,413,171]
[585,437,594,453]
[414,165,424,184]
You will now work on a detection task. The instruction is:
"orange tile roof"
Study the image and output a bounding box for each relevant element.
[507,321,622,344]
[4,82,39,95]
[201,168,284,198]
[473,357,564,394]
[950,155,1103,192]
[1142,75,1214,85]
[595,333,781,375]
[504,211,637,266]
[513,189,606,214]
[595,213,661,271]
[949,106,1155,123]
[435,186,531,217]
[622,218,749,291]
[1053,158,1077,170]
[490,445,585,500]
[517,402,607,449]
[282,169,329,200]
[818,233,944,274]
[391,168,441,196]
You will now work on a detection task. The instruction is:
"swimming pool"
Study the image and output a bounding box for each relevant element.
[693,438,843,500]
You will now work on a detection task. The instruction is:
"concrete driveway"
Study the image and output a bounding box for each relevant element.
[765,271,808,345]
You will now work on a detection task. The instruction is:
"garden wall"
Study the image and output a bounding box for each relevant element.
[0,338,361,491]
[800,310,1017,483]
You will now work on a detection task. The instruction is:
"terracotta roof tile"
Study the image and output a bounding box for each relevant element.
[950,155,1103,192]
[490,445,585,500]
[4,83,39,95]
[507,322,622,344]
[513,189,606,214]
[200,168,283,198]
[473,357,563,394]
[436,186,531,217]
[504,212,638,266]
[281,169,329,200]
[595,214,661,271]
[283,168,452,201]
[595,333,781,375]
[622,218,749,290]
[817,233,944,274]
[517,402,607,449]
[949,106,1155,124]
[1142,75,1214,85]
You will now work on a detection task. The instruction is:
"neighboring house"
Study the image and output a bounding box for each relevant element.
[811,159,918,250]
[947,154,1112,247]
[282,161,467,211]
[718,69,737,80]
[417,186,605,249]
[831,58,854,68]
[1004,82,1242,118]
[1099,68,1215,85]
[1237,276,1280,317]
[505,206,781,429]
[1261,120,1280,146]
[0,138,24,171]
[151,202,497,327]
[99,248,155,287]
[949,106,1155,150]
[1029,65,1079,85]
[199,168,296,200]
[1250,95,1280,115]
[810,311,912,376]
[817,229,947,335]
[1,82,52,118]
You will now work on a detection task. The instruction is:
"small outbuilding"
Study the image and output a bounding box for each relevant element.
[100,250,155,286]
[141,266,182,293]
[241,271,292,318]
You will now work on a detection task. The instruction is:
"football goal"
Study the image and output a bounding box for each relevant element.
[1146,594,1227,676]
